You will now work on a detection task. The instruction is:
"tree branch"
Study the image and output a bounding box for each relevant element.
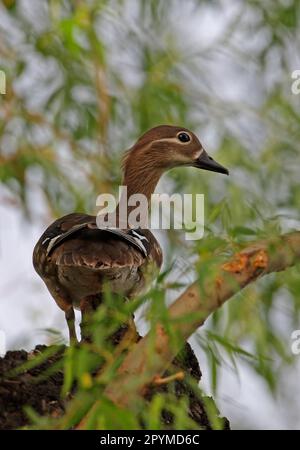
[79,231,300,425]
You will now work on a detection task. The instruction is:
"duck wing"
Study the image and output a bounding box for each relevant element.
[33,213,161,273]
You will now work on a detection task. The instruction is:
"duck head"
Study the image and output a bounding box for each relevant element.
[118,125,229,227]
[123,125,228,180]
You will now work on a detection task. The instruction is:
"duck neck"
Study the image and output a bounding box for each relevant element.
[116,161,164,229]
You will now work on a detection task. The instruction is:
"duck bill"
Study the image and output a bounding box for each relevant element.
[194,150,229,175]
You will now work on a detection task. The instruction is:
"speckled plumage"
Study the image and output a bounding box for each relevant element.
[33,213,162,309]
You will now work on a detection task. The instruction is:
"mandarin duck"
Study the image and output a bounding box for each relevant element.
[33,125,228,342]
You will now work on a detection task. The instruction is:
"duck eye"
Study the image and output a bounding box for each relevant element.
[177,132,190,143]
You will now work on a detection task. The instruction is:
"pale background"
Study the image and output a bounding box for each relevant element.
[1,0,300,429]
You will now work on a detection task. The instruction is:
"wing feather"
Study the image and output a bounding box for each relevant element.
[52,236,145,270]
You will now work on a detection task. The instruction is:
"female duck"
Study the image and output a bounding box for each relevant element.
[33,125,228,341]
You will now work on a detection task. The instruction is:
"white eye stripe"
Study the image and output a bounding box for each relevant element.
[153,136,191,145]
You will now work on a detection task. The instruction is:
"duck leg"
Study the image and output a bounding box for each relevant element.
[65,307,77,344]
[79,294,138,346]
[80,295,101,342]
[110,314,139,351]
